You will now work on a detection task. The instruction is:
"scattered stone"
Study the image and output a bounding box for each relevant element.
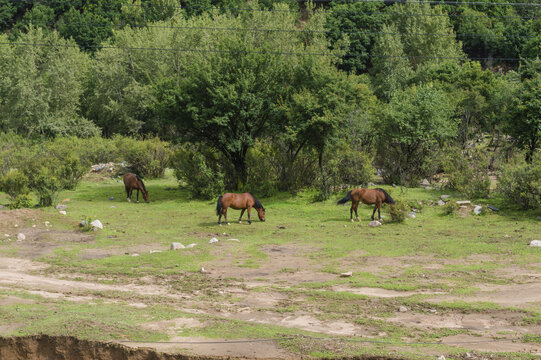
[420,179,430,186]
[368,220,382,227]
[44,221,50,226]
[17,233,25,241]
[504,235,510,238]
[109,197,114,201]
[428,309,438,314]
[417,201,422,205]
[186,243,197,248]
[58,210,67,215]
[79,220,87,227]
[131,253,140,257]
[200,267,209,274]
[14,224,18,228]
[222,232,227,235]
[529,240,541,248]
[368,182,376,187]
[344,225,348,227]
[110,206,116,208]
[399,306,408,312]
[227,239,240,242]
[408,212,416,219]
[209,237,219,244]
[90,220,103,230]
[473,205,482,215]
[170,242,185,250]
[340,271,353,277]
[440,195,451,200]
[487,205,499,212]
[149,250,161,254]
[436,356,446,360]
[32,225,36,228]
[392,184,397,188]
[55,204,67,210]
[4,234,9,237]
[456,200,471,205]
[437,200,446,206]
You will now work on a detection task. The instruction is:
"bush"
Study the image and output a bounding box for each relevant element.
[443,147,490,199]
[29,167,61,207]
[388,200,408,222]
[498,162,541,209]
[245,142,278,197]
[115,136,171,178]
[170,145,225,200]
[0,169,30,199]
[441,201,459,216]
[8,194,33,209]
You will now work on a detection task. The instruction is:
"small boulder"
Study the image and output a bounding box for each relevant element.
[408,212,416,219]
[340,271,353,277]
[17,233,25,241]
[58,210,67,215]
[529,240,541,248]
[437,200,446,206]
[79,220,87,227]
[186,243,197,248]
[209,237,219,244]
[90,220,103,230]
[170,242,185,250]
[149,250,162,254]
[420,179,430,186]
[487,205,499,212]
[436,356,446,360]
[440,195,451,200]
[456,200,471,205]
[399,306,408,312]
[200,267,209,274]
[131,253,140,257]
[473,205,482,215]
[55,204,67,210]
[368,220,382,227]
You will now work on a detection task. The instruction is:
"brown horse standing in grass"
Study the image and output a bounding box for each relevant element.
[337,188,394,222]
[123,173,149,203]
[216,193,265,225]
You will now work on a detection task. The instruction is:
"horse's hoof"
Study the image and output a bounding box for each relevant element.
[356,217,361,222]
[238,221,242,224]
[219,223,222,226]
[136,201,139,203]
[127,199,131,203]
[350,219,354,223]
[227,222,231,226]
[248,221,252,225]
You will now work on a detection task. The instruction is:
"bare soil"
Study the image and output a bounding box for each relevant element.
[0,209,540,359]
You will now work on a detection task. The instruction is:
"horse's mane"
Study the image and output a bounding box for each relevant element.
[375,188,395,204]
[249,192,264,210]
[136,174,147,193]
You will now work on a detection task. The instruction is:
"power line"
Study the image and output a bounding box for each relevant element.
[1,41,537,61]
[6,19,539,39]
[300,0,541,7]
[3,0,539,19]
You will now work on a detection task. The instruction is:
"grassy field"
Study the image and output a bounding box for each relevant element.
[0,170,540,359]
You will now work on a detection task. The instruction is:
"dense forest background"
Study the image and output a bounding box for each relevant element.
[0,0,539,207]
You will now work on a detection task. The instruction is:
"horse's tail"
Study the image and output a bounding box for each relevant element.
[249,192,264,210]
[136,174,147,192]
[337,191,352,205]
[376,188,395,204]
[216,195,223,216]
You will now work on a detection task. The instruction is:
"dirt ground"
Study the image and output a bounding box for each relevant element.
[0,209,540,359]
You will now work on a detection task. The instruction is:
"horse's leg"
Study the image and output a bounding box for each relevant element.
[247,206,252,224]
[354,202,360,222]
[224,208,230,225]
[136,189,140,203]
[371,205,377,221]
[349,205,354,222]
[126,187,131,202]
[238,208,245,224]
[218,211,222,226]
[378,201,382,220]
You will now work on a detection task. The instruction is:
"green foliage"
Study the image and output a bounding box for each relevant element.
[245,141,278,198]
[388,200,408,223]
[443,147,491,199]
[0,169,29,199]
[8,194,33,209]
[497,161,541,210]
[441,201,459,216]
[114,136,171,178]
[170,145,225,199]
[30,166,61,207]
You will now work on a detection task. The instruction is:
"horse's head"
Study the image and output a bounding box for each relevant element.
[256,207,265,222]
[142,190,150,203]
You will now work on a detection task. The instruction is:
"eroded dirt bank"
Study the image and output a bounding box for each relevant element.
[0,335,402,360]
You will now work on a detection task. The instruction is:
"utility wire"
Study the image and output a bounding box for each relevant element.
[294,0,541,7]
[3,0,539,19]
[1,41,537,61]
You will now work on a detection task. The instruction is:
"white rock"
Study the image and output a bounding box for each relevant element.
[420,179,430,186]
[186,243,197,248]
[368,220,382,227]
[456,200,471,205]
[14,224,18,228]
[408,212,416,219]
[149,250,161,254]
[209,237,219,244]
[438,200,446,206]
[436,356,446,360]
[170,242,185,250]
[529,240,541,248]
[90,220,103,229]
[44,221,50,226]
[4,234,9,237]
[17,233,25,241]
[32,225,36,228]
[473,205,482,215]
[200,267,209,274]
[58,210,67,215]
[440,195,451,200]
[55,204,67,210]
[399,306,408,312]
[340,271,353,277]
[131,253,140,257]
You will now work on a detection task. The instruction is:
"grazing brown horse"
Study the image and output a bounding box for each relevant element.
[216,192,265,225]
[337,188,394,222]
[123,173,149,203]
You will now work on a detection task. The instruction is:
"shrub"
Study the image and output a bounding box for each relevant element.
[115,136,171,178]
[0,169,30,199]
[443,147,490,199]
[170,145,225,200]
[388,200,408,222]
[497,162,541,209]
[8,194,33,209]
[245,142,278,197]
[30,167,61,207]
[441,201,459,216]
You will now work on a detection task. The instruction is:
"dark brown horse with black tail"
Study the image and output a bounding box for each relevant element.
[216,192,265,225]
[337,188,394,222]
[123,172,149,203]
